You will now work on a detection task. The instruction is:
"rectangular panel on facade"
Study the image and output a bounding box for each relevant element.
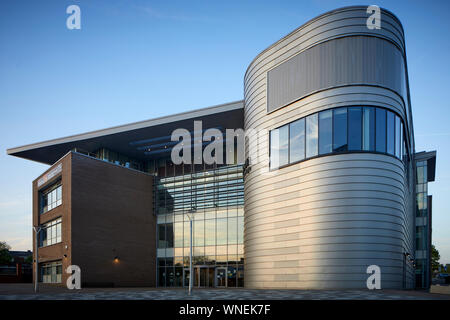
[266,37,406,113]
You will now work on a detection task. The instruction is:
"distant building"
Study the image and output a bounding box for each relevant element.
[9,251,32,264]
[0,251,32,283]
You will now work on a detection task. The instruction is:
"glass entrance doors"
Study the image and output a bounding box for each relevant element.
[215,267,227,287]
[183,268,190,287]
[199,267,207,287]
[183,266,223,288]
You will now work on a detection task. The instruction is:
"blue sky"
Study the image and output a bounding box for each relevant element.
[0,0,449,263]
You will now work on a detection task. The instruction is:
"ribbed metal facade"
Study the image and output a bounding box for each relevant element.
[243,6,415,289]
[267,36,407,113]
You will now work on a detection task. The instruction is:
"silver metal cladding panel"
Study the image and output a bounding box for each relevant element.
[267,36,407,113]
[243,6,415,289]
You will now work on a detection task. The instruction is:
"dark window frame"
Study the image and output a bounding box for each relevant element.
[39,180,62,215]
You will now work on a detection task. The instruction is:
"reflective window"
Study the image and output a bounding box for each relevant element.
[416,226,426,250]
[387,111,395,155]
[40,261,62,283]
[395,115,401,158]
[363,107,375,151]
[158,225,166,249]
[289,118,305,163]
[205,219,216,246]
[228,217,237,245]
[216,218,227,245]
[39,218,62,248]
[306,113,318,158]
[155,163,244,288]
[174,222,183,247]
[400,122,404,161]
[183,222,190,247]
[194,220,204,247]
[167,224,174,248]
[319,110,332,155]
[237,216,244,244]
[269,106,407,170]
[416,192,427,212]
[333,108,347,152]
[270,125,289,169]
[348,107,362,150]
[227,266,237,287]
[40,183,62,214]
[375,108,386,153]
[417,166,426,183]
[156,163,243,214]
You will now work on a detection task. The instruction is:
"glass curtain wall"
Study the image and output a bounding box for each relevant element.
[415,160,429,288]
[155,160,244,287]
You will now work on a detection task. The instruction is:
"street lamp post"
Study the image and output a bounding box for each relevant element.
[187,208,196,295]
[33,226,41,293]
[189,218,193,295]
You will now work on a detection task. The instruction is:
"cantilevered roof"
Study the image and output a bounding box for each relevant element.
[415,151,437,182]
[7,101,244,165]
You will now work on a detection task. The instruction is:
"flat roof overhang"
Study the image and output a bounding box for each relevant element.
[415,151,437,182]
[7,101,244,165]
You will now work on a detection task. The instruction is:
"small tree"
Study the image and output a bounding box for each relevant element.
[0,241,12,265]
[431,244,440,274]
[24,255,33,264]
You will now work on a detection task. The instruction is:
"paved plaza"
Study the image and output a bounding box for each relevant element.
[0,284,448,300]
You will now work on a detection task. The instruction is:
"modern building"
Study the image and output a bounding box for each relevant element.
[7,6,436,289]
[414,151,436,289]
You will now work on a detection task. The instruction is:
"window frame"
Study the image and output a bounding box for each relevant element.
[268,106,408,171]
[39,180,62,215]
[38,217,62,248]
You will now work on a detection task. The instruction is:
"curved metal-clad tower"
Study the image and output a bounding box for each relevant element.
[243,6,415,289]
